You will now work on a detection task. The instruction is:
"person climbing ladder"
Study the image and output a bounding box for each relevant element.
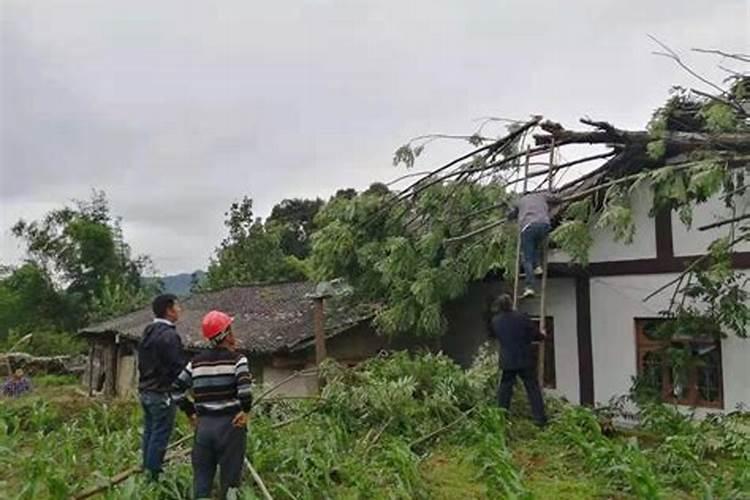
[509,190,561,299]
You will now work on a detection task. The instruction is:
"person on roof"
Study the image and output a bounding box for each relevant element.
[137,293,185,480]
[509,190,561,299]
[172,310,253,500]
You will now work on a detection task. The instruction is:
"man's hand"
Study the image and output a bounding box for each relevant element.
[232,411,248,428]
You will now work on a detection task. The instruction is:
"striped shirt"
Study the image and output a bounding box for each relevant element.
[171,348,253,417]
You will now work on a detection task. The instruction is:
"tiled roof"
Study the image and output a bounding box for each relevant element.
[81,282,375,354]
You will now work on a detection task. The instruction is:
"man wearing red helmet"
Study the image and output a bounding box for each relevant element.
[172,310,253,499]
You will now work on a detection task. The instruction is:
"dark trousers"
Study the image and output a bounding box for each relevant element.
[140,391,177,478]
[497,367,547,426]
[520,222,550,289]
[193,414,247,500]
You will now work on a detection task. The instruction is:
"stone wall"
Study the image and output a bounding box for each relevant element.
[0,352,86,377]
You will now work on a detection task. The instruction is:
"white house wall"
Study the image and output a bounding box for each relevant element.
[520,278,579,404]
[552,185,749,264]
[672,191,750,256]
[587,184,657,262]
[589,273,750,410]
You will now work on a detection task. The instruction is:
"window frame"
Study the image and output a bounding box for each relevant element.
[634,318,724,409]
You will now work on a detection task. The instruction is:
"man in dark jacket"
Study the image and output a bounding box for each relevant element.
[488,294,547,426]
[138,294,184,479]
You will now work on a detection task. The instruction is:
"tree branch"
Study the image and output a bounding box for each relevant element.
[444,219,507,244]
[391,117,541,200]
[643,234,747,301]
[649,35,728,97]
[690,88,747,116]
[408,408,475,448]
[535,123,750,154]
[698,213,750,231]
[691,48,750,63]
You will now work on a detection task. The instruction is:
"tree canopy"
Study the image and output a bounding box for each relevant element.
[201,197,307,290]
[2,191,156,346]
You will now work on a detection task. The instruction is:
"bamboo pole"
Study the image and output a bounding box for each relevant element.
[245,458,274,500]
[255,367,318,402]
[71,448,191,500]
[313,298,327,366]
[537,140,555,386]
[513,148,532,308]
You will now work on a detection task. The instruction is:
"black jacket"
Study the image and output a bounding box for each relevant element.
[489,311,543,370]
[138,320,185,393]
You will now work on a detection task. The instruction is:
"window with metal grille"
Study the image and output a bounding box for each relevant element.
[635,319,723,408]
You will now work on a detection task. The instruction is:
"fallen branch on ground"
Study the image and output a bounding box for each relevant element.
[362,417,394,455]
[71,448,191,500]
[245,458,274,500]
[409,408,475,449]
[255,367,319,402]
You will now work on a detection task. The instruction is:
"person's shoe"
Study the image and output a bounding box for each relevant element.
[521,288,536,299]
[533,266,544,276]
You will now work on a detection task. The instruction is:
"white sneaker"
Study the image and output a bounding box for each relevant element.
[521,288,536,299]
[533,266,544,276]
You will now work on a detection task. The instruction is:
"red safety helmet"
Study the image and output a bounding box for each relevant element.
[201,310,234,341]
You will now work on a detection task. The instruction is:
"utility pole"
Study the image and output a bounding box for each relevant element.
[308,282,335,366]
[312,296,327,365]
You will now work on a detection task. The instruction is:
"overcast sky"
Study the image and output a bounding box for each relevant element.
[1,0,747,274]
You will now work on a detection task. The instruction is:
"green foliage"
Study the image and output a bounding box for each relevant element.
[0,263,82,340]
[646,99,669,160]
[3,352,748,499]
[309,183,514,337]
[7,191,154,333]
[647,139,667,161]
[547,407,662,498]
[0,328,85,356]
[596,186,636,243]
[90,275,158,323]
[393,144,423,169]
[686,161,726,201]
[550,220,592,265]
[266,197,324,259]
[660,239,750,339]
[700,102,739,133]
[202,197,306,290]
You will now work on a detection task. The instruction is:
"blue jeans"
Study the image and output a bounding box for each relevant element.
[521,223,550,289]
[140,391,177,478]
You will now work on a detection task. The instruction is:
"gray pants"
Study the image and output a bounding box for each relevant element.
[192,414,247,499]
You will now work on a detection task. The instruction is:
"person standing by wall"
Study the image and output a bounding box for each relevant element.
[488,293,548,427]
[172,310,253,500]
[137,294,185,480]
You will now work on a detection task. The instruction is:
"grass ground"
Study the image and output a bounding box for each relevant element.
[2,356,749,500]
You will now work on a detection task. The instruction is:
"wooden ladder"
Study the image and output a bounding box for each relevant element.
[512,142,555,386]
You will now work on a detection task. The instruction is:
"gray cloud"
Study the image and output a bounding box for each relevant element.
[2,0,748,273]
